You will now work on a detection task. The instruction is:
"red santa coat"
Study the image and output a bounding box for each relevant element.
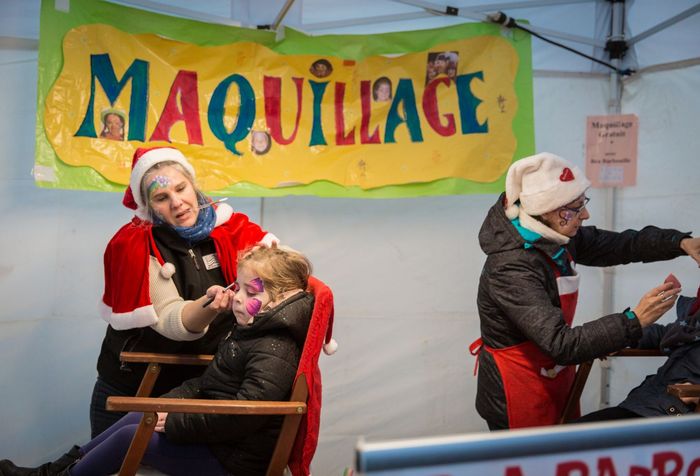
[100,205,269,330]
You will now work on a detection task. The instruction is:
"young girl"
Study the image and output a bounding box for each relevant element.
[0,244,314,476]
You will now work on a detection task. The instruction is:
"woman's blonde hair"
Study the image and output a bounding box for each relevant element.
[238,244,312,302]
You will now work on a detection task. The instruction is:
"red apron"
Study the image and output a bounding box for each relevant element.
[472,253,580,428]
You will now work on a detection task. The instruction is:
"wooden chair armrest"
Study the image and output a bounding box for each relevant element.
[119,351,214,366]
[106,396,307,415]
[667,384,700,399]
[609,349,665,357]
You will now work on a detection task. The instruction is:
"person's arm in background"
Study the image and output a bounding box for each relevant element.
[571,226,694,267]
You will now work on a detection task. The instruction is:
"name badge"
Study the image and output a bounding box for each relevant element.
[202,253,220,270]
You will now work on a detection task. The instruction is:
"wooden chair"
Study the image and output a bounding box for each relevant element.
[559,348,665,424]
[106,277,335,476]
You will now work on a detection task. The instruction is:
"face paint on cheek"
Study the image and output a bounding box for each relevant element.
[558,209,575,224]
[147,175,170,199]
[248,277,264,293]
[246,298,262,316]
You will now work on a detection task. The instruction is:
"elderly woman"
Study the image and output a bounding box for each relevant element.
[92,146,278,438]
[473,152,700,430]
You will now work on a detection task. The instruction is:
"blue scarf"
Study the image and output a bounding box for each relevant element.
[155,197,216,245]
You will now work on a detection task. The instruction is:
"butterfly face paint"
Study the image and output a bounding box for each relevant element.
[232,268,271,326]
[248,277,264,293]
[244,278,264,316]
[246,298,262,316]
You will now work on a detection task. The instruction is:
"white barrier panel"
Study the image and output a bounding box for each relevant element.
[355,414,700,475]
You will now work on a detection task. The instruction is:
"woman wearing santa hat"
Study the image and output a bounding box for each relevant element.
[471,152,700,430]
[91,146,278,438]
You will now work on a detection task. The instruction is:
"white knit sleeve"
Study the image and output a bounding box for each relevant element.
[148,257,208,341]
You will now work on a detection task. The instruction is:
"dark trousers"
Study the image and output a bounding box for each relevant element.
[73,412,229,476]
[90,377,130,438]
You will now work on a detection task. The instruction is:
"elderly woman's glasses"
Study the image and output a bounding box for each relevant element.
[562,197,590,215]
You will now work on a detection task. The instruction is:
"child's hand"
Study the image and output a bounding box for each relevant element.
[155,412,168,433]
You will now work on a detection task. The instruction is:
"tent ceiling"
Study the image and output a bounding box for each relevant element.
[1,0,699,73]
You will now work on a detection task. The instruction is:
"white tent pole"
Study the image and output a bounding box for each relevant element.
[271,0,297,30]
[628,3,700,46]
[599,0,625,409]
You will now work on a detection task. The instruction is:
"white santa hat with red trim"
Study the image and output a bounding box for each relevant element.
[122,146,195,220]
[504,152,591,219]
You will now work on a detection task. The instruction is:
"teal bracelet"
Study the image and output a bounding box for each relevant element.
[623,307,637,320]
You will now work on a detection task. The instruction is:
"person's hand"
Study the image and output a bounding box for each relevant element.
[680,237,700,267]
[155,412,168,433]
[676,382,700,406]
[205,285,234,313]
[633,282,682,327]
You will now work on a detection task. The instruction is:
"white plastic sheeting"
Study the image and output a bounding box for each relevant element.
[0,1,699,475]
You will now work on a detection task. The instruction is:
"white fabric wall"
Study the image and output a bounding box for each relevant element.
[1,7,699,476]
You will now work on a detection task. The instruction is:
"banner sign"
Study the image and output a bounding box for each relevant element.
[36,0,534,198]
[355,415,700,475]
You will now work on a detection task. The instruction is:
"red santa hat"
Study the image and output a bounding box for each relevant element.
[505,152,591,219]
[122,146,195,220]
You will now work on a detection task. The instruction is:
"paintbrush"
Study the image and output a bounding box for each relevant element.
[202,281,236,308]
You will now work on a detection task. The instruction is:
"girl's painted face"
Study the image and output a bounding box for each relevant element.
[540,195,591,237]
[145,165,199,227]
[232,265,272,326]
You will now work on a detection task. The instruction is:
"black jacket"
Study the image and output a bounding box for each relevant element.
[163,291,314,476]
[476,194,690,428]
[620,294,700,417]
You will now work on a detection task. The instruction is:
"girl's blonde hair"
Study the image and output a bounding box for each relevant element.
[238,244,312,302]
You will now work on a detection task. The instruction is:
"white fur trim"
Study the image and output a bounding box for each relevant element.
[518,210,570,245]
[323,338,338,355]
[505,204,519,219]
[260,233,280,246]
[557,274,580,295]
[99,300,159,330]
[160,262,176,279]
[214,203,234,227]
[130,148,194,220]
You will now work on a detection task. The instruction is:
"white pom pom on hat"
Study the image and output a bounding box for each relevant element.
[122,147,195,220]
[323,338,338,355]
[505,152,591,219]
[159,262,176,279]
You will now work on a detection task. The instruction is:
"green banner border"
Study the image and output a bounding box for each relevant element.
[36,0,534,198]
